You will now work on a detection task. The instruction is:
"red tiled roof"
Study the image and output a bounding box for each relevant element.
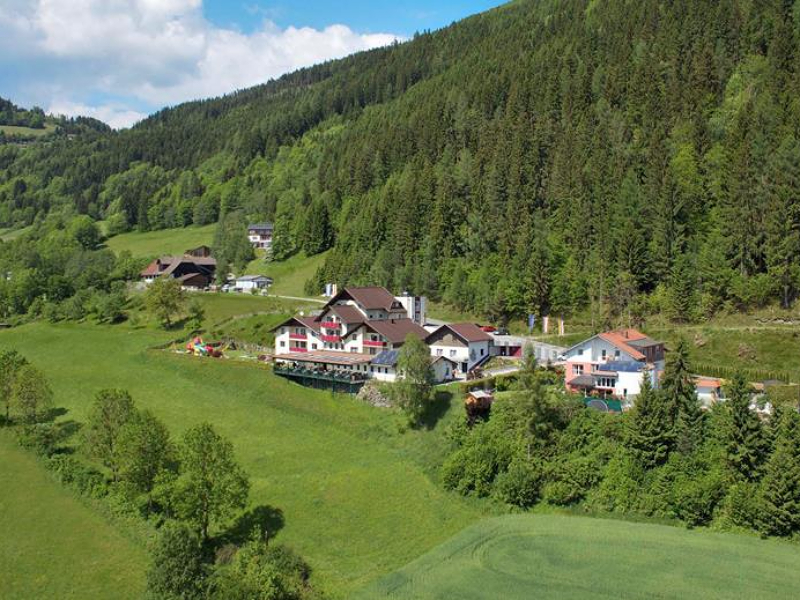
[430,323,493,344]
[598,329,650,361]
[140,259,162,277]
[363,319,429,344]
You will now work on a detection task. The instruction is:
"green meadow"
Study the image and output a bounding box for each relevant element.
[0,321,480,598]
[104,224,216,257]
[0,432,147,600]
[359,513,800,600]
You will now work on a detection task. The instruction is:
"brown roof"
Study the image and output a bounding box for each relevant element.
[325,286,403,312]
[272,316,321,333]
[327,304,366,325]
[139,255,217,278]
[363,319,429,344]
[430,323,493,344]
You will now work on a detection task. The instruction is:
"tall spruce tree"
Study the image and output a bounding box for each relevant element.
[625,376,674,468]
[722,373,767,482]
[759,408,800,536]
[661,339,703,454]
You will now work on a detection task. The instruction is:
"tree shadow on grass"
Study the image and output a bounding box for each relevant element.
[218,504,286,546]
[417,390,455,431]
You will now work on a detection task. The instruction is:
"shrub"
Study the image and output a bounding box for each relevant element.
[15,423,58,456]
[671,469,726,527]
[719,482,762,530]
[495,459,542,507]
[588,453,644,513]
[46,455,109,498]
[543,456,603,506]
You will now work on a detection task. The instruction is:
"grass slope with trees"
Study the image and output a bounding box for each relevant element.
[0,321,481,598]
[0,432,147,599]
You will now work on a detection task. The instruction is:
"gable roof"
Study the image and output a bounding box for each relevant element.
[364,319,429,344]
[272,316,320,333]
[326,304,366,325]
[598,329,652,361]
[565,328,661,362]
[140,256,217,278]
[325,286,403,312]
[428,323,493,344]
[236,275,273,283]
[248,223,273,230]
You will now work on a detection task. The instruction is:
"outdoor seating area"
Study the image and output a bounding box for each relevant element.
[273,363,369,393]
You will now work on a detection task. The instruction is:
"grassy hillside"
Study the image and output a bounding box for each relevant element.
[0,322,480,598]
[105,224,216,257]
[0,432,147,600]
[244,251,329,297]
[359,513,800,599]
[0,122,57,138]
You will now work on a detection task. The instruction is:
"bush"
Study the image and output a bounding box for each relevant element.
[588,453,644,513]
[46,455,109,498]
[441,421,514,497]
[671,469,726,527]
[719,482,762,530]
[15,423,58,456]
[543,456,603,506]
[495,459,542,507]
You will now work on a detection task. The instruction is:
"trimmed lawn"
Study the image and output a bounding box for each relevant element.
[358,513,800,599]
[0,322,480,598]
[244,251,329,297]
[105,224,216,257]
[0,432,147,600]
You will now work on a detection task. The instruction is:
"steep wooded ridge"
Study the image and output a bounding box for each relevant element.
[2,0,800,321]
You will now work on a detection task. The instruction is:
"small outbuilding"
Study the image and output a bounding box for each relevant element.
[233,275,273,293]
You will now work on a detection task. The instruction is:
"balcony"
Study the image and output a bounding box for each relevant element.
[289,333,307,341]
[321,321,341,330]
[289,347,309,353]
[363,340,386,348]
[321,334,341,343]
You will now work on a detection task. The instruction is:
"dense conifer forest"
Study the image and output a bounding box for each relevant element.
[2,0,800,321]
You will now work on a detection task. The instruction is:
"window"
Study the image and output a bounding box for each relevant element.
[615,350,620,358]
[436,349,443,356]
[573,365,584,376]
[480,348,485,356]
[578,348,584,356]
[601,349,607,359]
[450,349,457,358]
[351,348,357,353]
[280,341,286,348]
[312,344,317,350]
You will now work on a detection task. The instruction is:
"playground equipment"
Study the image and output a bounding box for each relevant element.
[186,337,224,358]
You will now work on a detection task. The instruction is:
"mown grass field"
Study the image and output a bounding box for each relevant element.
[359,513,800,600]
[0,123,57,138]
[245,251,329,297]
[0,322,480,598]
[104,224,216,257]
[0,432,147,600]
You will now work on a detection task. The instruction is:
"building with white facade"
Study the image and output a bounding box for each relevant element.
[248,223,274,250]
[271,286,490,390]
[562,329,665,403]
[233,275,273,293]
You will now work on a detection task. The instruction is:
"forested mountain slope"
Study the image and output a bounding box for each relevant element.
[2,0,800,322]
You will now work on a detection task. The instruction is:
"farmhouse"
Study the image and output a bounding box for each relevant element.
[248,223,274,250]
[426,323,493,375]
[272,286,458,388]
[140,255,217,289]
[563,329,665,402]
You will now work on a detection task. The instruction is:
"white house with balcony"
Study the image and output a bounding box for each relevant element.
[271,286,463,387]
[562,328,665,402]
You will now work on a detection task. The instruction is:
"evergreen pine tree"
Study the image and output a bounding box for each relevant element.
[759,409,800,536]
[661,339,703,453]
[625,377,674,468]
[722,373,767,482]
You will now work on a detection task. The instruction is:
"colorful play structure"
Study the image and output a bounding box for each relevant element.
[186,337,224,358]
